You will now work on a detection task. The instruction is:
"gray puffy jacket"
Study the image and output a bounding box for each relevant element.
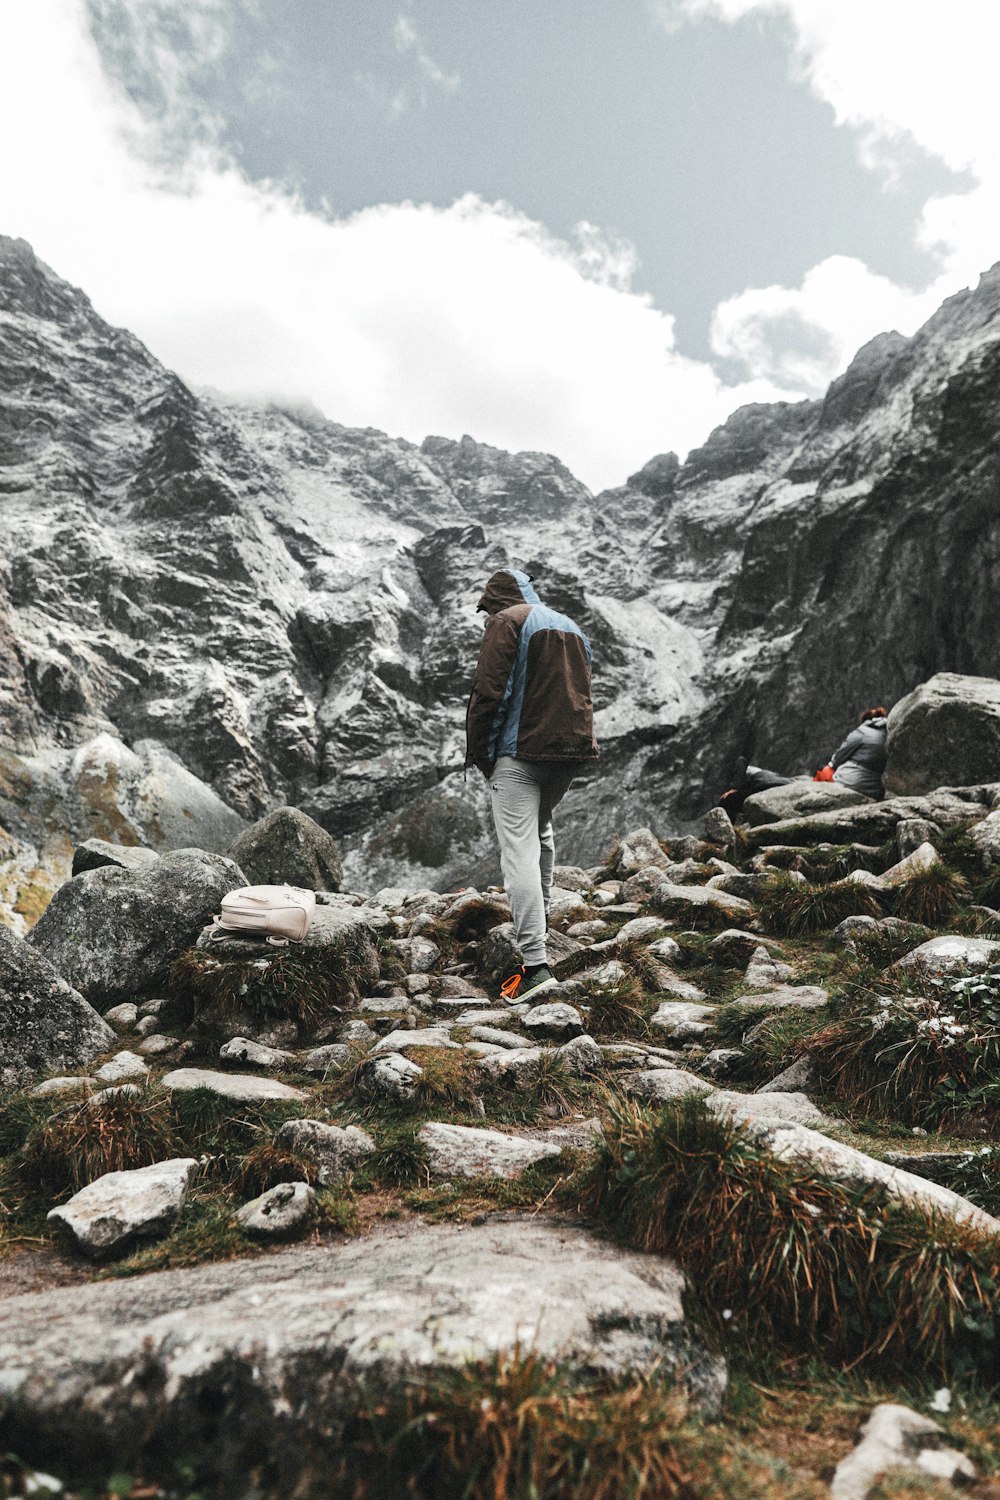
[831,717,888,800]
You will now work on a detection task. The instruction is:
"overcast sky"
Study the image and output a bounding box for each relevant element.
[0,1,997,489]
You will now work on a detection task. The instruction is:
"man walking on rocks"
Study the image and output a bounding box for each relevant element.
[466,568,598,1000]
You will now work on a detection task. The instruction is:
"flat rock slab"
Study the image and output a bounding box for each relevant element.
[895,935,1000,977]
[0,1219,726,1480]
[160,1068,307,1102]
[418,1122,562,1180]
[47,1158,198,1259]
[743,780,868,827]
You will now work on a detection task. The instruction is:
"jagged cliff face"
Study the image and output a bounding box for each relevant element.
[1,233,999,897]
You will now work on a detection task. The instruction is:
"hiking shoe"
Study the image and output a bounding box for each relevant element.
[499,964,559,1001]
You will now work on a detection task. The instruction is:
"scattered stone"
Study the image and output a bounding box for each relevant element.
[626,1068,714,1104]
[235,1182,316,1242]
[419,1122,562,1180]
[276,1120,375,1185]
[830,915,881,950]
[577,957,630,988]
[454,1006,527,1026]
[553,864,592,890]
[700,1048,745,1081]
[896,934,1000,977]
[615,915,669,944]
[709,929,771,967]
[708,1090,834,1129]
[475,1047,547,1086]
[591,883,623,907]
[703,805,736,847]
[0,927,116,1091]
[47,1158,198,1260]
[971,807,1000,866]
[468,1026,531,1050]
[616,827,670,876]
[620,866,671,903]
[437,975,489,999]
[742,945,794,990]
[567,919,612,939]
[71,839,159,877]
[649,1001,716,1043]
[0,1218,725,1476]
[302,1043,352,1076]
[227,805,342,892]
[655,882,753,918]
[219,1037,294,1069]
[880,841,941,887]
[387,936,440,973]
[30,1076,94,1098]
[29,849,245,1003]
[137,1034,180,1058]
[336,1020,378,1047]
[94,1050,149,1085]
[830,1402,977,1500]
[132,1013,161,1038]
[404,972,432,995]
[522,1002,584,1040]
[896,818,942,858]
[160,1068,307,1102]
[742,780,869,826]
[758,1057,816,1093]
[654,968,709,1002]
[102,1003,138,1032]
[356,1052,423,1100]
[557,1034,603,1076]
[372,1028,460,1054]
[645,934,682,964]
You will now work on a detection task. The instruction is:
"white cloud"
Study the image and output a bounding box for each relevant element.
[655,0,1000,388]
[0,0,787,491]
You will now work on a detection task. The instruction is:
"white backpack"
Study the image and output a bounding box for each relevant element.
[210,885,316,946]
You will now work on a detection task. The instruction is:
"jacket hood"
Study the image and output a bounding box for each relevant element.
[476,569,541,614]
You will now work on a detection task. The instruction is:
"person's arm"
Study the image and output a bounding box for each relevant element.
[465,612,521,778]
[830,727,865,769]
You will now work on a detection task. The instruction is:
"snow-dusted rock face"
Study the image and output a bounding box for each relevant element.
[3,233,1000,896]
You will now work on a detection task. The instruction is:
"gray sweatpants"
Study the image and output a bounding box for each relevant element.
[489,756,582,967]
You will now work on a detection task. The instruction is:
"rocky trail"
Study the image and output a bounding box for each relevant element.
[5,724,1000,1498]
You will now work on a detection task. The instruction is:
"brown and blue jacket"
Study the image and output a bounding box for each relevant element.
[464,569,599,778]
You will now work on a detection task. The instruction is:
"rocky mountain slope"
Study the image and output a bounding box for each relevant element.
[1,234,999,904]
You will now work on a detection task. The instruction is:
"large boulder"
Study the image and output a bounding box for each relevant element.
[885,673,1000,796]
[71,839,159,877]
[0,1219,725,1483]
[27,848,246,1004]
[744,785,998,849]
[742,779,869,826]
[227,806,343,892]
[0,926,115,1090]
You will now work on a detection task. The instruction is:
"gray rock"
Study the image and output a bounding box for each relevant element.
[885,673,1000,797]
[880,840,941,886]
[522,1002,584,1040]
[896,934,1000,977]
[590,881,623,906]
[371,1027,459,1054]
[0,927,115,1091]
[742,945,794,990]
[302,1043,352,1076]
[830,1403,976,1499]
[389,936,440,973]
[742,780,868,826]
[552,864,592,890]
[228,805,342,892]
[70,839,159,878]
[475,1046,547,1086]
[336,1019,377,1046]
[276,1120,375,1185]
[758,1057,816,1093]
[30,1075,94,1098]
[625,1068,714,1104]
[557,1033,603,1076]
[102,1002,139,1031]
[94,1050,149,1084]
[655,882,753,918]
[235,1181,316,1241]
[28,849,245,1003]
[709,928,770,967]
[896,817,942,858]
[700,1048,745,1080]
[137,1034,180,1058]
[47,1158,198,1259]
[703,805,736,847]
[708,1089,833,1129]
[971,807,1000,866]
[745,786,997,851]
[831,914,881,950]
[436,974,490,1000]
[356,1052,423,1100]
[219,1036,295,1069]
[726,985,829,1016]
[159,1068,307,1102]
[649,1001,716,1043]
[645,934,682,964]
[616,827,670,876]
[615,915,669,944]
[418,1122,561,1180]
[0,1219,725,1477]
[468,1026,531,1050]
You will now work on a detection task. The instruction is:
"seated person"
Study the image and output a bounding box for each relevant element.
[719,707,888,818]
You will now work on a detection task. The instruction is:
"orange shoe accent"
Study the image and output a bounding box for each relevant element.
[500,969,525,999]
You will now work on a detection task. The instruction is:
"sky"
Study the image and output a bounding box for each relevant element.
[0,1,997,490]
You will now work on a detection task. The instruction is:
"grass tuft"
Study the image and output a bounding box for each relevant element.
[578,973,649,1038]
[754,875,883,937]
[581,1094,1000,1374]
[169,940,374,1034]
[20,1090,177,1196]
[889,864,968,926]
